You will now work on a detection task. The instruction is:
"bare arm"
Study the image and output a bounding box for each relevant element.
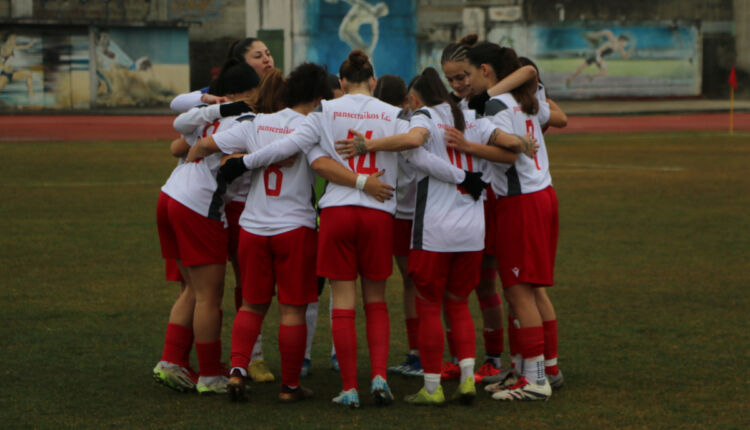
[335,127,429,159]
[546,98,568,128]
[311,156,394,202]
[487,65,538,97]
[170,137,190,158]
[186,136,221,162]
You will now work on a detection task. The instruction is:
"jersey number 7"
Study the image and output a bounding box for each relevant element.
[347,130,378,174]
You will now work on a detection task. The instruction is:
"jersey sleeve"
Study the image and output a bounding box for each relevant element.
[476,118,496,145]
[213,122,255,154]
[173,104,221,135]
[306,146,328,165]
[489,108,514,134]
[408,111,432,132]
[401,146,465,184]
[537,99,551,127]
[169,90,203,113]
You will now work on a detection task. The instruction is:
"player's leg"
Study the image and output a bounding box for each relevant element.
[475,254,505,382]
[405,249,448,406]
[445,251,483,404]
[389,253,422,376]
[357,207,394,406]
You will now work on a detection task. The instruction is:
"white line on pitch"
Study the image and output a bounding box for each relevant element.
[554,163,684,172]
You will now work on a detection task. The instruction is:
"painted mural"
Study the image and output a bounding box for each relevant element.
[299,0,416,82]
[0,26,188,111]
[529,25,701,98]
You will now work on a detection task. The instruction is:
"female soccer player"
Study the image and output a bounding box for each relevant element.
[335,67,535,405]
[153,61,259,394]
[440,34,540,383]
[170,37,275,113]
[216,50,484,408]
[465,42,560,401]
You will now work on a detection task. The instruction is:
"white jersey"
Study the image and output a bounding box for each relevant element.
[395,155,417,220]
[162,104,250,222]
[212,108,317,236]
[483,93,551,196]
[409,103,494,252]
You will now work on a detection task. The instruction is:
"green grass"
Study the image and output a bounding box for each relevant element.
[1,132,749,429]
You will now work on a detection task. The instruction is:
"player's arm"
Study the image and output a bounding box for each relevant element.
[486,65,538,97]
[186,136,220,162]
[444,126,524,163]
[310,156,394,202]
[170,137,190,158]
[546,98,568,128]
[173,102,252,135]
[335,127,429,159]
[400,146,466,184]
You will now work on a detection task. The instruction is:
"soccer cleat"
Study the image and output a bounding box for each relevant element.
[547,369,564,390]
[152,361,196,393]
[227,369,249,402]
[491,376,551,401]
[404,386,446,406]
[451,376,476,405]
[196,375,229,395]
[440,361,460,380]
[300,358,312,378]
[370,375,394,406]
[474,360,501,384]
[278,385,314,403]
[248,359,275,383]
[402,355,424,377]
[332,388,360,408]
[330,354,340,372]
[483,368,519,392]
[387,355,409,375]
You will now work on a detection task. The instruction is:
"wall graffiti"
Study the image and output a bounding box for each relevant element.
[167,0,222,21]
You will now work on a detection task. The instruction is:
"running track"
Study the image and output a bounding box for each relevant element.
[0,112,748,141]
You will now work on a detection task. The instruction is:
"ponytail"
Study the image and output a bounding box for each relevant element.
[250,68,286,113]
[413,67,465,132]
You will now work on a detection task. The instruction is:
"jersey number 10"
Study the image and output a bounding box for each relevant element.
[347,130,378,174]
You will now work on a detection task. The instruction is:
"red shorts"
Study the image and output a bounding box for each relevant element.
[164,259,184,282]
[494,186,558,289]
[407,249,483,302]
[483,188,497,257]
[157,192,228,267]
[393,218,413,257]
[225,200,245,257]
[238,227,318,305]
[317,206,394,281]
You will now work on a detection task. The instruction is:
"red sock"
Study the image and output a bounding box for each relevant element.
[508,316,518,359]
[230,310,264,370]
[483,328,504,357]
[195,339,222,377]
[234,285,242,312]
[444,297,475,361]
[365,302,389,380]
[543,319,559,375]
[446,329,457,359]
[161,323,193,368]
[405,317,419,351]
[416,296,443,374]
[517,326,544,359]
[279,324,306,387]
[331,308,357,390]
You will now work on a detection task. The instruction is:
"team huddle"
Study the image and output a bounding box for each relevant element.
[153,34,568,408]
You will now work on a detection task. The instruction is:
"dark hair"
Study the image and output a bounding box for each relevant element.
[229,37,259,62]
[467,42,538,115]
[441,34,478,64]
[285,63,334,107]
[412,67,465,132]
[518,56,542,86]
[327,74,341,90]
[339,49,374,84]
[214,60,260,96]
[374,74,407,107]
[251,68,286,113]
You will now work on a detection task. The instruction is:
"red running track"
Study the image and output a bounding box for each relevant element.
[0,112,748,141]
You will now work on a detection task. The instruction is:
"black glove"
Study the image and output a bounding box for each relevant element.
[219,101,252,117]
[459,170,488,201]
[218,157,249,184]
[468,91,490,115]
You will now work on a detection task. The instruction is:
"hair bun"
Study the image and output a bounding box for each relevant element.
[458,34,478,46]
[348,49,369,68]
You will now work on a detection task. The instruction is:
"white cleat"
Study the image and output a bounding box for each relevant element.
[491,376,551,401]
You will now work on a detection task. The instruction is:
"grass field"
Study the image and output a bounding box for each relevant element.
[1,131,749,429]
